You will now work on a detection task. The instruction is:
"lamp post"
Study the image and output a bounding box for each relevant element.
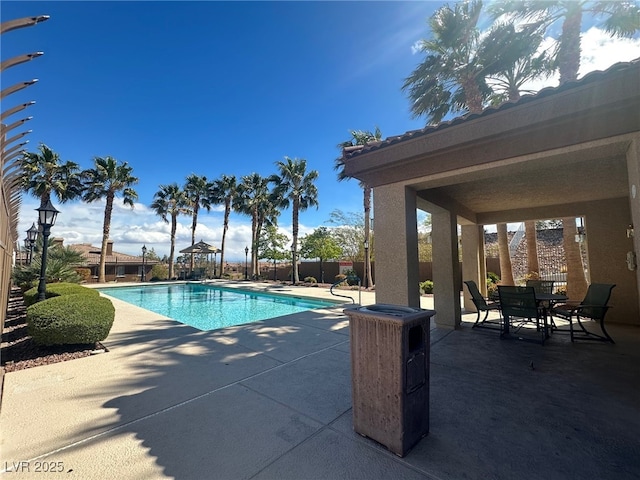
[141,244,147,282]
[26,222,37,265]
[290,245,295,284]
[36,199,59,301]
[244,246,249,280]
[363,239,369,289]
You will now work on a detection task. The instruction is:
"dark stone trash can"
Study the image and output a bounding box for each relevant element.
[344,304,436,457]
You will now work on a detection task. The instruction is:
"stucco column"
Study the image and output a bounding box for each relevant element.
[432,208,462,329]
[626,136,640,319]
[372,183,420,307]
[461,224,485,312]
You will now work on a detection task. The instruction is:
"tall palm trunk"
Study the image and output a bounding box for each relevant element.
[525,220,539,276]
[497,223,515,285]
[251,209,259,278]
[292,198,300,284]
[558,4,582,84]
[169,214,177,279]
[562,217,588,300]
[219,199,231,276]
[363,185,373,287]
[190,204,199,273]
[98,192,114,283]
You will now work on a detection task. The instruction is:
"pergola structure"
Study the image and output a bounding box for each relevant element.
[344,59,640,329]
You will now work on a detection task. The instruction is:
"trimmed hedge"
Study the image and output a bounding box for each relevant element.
[23,282,99,307]
[26,294,115,346]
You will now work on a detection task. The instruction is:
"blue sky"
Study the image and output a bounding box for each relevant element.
[3,1,639,260]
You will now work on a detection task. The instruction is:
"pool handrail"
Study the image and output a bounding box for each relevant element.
[330,275,360,304]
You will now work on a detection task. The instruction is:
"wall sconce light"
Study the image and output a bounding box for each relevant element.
[627,224,634,238]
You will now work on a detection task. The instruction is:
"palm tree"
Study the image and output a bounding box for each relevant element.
[402,0,494,124]
[82,156,139,283]
[209,174,237,276]
[20,143,83,208]
[490,1,640,84]
[184,174,212,273]
[492,0,639,298]
[151,183,188,279]
[335,127,381,288]
[497,223,515,285]
[271,157,319,284]
[234,173,273,278]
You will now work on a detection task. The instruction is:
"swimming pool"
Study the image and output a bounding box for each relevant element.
[97,283,341,331]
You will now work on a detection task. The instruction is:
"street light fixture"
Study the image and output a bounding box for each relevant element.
[363,239,369,289]
[26,222,37,265]
[36,199,59,301]
[244,246,249,280]
[141,244,147,282]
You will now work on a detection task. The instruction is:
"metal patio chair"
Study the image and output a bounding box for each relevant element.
[550,283,616,343]
[498,285,548,345]
[464,280,501,330]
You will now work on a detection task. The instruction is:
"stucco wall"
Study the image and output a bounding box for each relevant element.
[584,197,639,325]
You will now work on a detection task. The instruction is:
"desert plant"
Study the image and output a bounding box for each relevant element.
[26,293,115,345]
[420,280,434,294]
[304,276,317,284]
[23,282,99,306]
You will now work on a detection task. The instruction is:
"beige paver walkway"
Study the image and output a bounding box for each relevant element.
[1,281,638,479]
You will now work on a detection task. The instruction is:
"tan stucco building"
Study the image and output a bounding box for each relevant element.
[344,59,640,330]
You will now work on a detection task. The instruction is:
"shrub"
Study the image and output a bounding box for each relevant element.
[334,274,347,285]
[26,294,115,346]
[304,276,317,283]
[75,268,92,283]
[150,264,168,281]
[23,282,99,307]
[420,280,434,294]
[487,272,500,285]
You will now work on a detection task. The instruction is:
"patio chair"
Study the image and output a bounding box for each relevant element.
[464,280,501,329]
[498,285,548,345]
[550,283,616,343]
[525,280,555,295]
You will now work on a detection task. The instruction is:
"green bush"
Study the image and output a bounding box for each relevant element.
[26,293,115,346]
[420,280,434,294]
[23,282,100,307]
[304,276,317,283]
[150,264,168,281]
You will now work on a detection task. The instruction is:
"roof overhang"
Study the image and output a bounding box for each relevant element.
[343,60,640,224]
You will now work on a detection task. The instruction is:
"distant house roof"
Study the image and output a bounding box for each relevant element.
[69,243,149,266]
[343,58,640,161]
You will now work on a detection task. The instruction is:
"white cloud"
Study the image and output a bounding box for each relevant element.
[521,27,640,93]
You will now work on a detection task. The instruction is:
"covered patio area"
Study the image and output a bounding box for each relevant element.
[344,59,640,331]
[2,285,639,479]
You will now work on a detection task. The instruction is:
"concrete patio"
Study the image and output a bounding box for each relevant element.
[1,281,639,479]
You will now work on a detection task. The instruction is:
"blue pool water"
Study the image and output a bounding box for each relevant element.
[97,283,340,331]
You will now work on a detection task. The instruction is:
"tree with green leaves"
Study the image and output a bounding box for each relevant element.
[21,143,83,208]
[271,157,319,284]
[258,224,290,281]
[150,183,189,279]
[492,0,640,298]
[335,127,381,287]
[326,209,366,263]
[184,174,212,273]
[209,174,237,276]
[491,1,640,85]
[12,238,85,289]
[299,227,342,284]
[234,173,276,278]
[82,156,138,283]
